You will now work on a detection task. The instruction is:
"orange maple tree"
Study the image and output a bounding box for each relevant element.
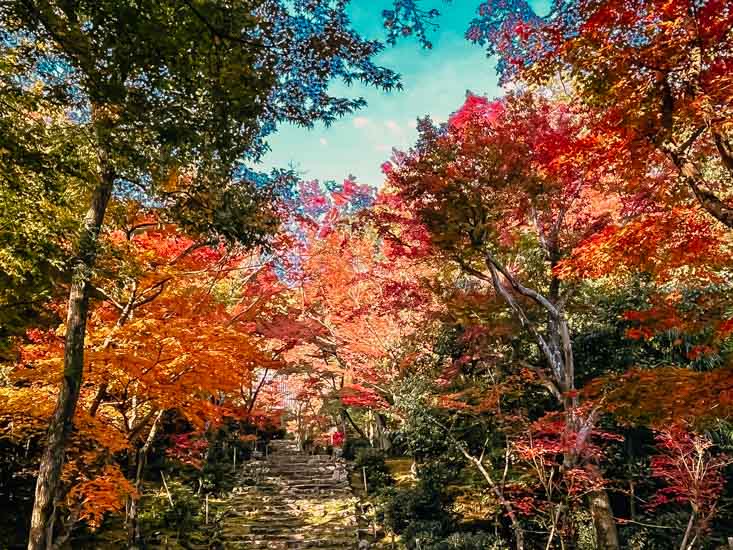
[2,206,286,539]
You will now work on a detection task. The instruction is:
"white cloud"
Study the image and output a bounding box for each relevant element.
[375,143,390,152]
[319,137,328,146]
[353,116,371,129]
[385,120,401,133]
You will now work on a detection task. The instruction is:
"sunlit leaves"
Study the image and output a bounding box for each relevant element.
[646,426,730,539]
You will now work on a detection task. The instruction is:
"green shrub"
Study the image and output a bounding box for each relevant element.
[379,474,455,549]
[431,532,509,550]
[404,520,449,549]
[343,437,371,460]
[138,478,207,545]
[355,449,394,492]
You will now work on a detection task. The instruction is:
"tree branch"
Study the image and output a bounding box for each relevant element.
[485,252,561,319]
[89,285,125,311]
[519,360,563,403]
[661,143,733,229]
[713,131,733,174]
[428,415,525,550]
[484,260,561,381]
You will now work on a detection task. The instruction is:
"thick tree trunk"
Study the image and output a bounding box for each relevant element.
[589,489,620,550]
[482,254,618,550]
[27,175,114,550]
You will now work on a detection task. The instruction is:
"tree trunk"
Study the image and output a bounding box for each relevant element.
[128,410,164,549]
[90,289,138,418]
[247,368,270,414]
[589,489,620,550]
[665,147,733,229]
[679,510,696,550]
[482,254,617,550]
[342,408,367,440]
[374,413,391,452]
[48,506,80,550]
[27,175,114,550]
[684,170,733,229]
[629,480,636,520]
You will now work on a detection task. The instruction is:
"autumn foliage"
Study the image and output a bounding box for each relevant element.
[2,2,733,549]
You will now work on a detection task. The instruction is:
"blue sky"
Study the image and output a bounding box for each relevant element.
[257,1,549,187]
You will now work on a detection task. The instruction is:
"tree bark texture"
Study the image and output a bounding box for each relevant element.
[27,173,114,550]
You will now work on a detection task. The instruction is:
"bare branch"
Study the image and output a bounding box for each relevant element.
[89,285,125,311]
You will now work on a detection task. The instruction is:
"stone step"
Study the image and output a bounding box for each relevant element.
[224,511,354,521]
[216,442,357,549]
[227,532,356,544]
[230,494,354,503]
[260,473,345,479]
[220,525,356,537]
[230,488,351,498]
[223,541,355,549]
[244,462,341,470]
[263,466,342,471]
[225,505,355,516]
[264,465,343,471]
[253,477,348,485]
[230,502,298,514]
[223,513,357,523]
[266,457,341,464]
[266,457,338,461]
[247,473,346,480]
[251,478,345,486]
[221,524,355,537]
[242,466,342,474]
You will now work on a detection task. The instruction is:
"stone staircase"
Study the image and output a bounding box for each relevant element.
[218,439,359,549]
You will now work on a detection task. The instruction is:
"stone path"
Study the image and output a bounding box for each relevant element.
[218,440,359,549]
